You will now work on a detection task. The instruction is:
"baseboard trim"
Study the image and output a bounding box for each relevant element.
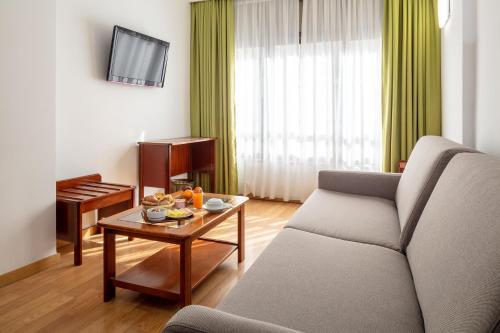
[0,253,61,288]
[246,193,302,204]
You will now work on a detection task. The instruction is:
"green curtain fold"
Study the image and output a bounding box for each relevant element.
[382,0,442,172]
[190,0,238,194]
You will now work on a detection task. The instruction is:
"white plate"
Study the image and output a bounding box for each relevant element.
[203,203,232,213]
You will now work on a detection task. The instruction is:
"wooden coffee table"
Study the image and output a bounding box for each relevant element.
[97,193,248,307]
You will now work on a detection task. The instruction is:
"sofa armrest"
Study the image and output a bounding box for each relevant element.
[318,170,401,201]
[163,305,301,333]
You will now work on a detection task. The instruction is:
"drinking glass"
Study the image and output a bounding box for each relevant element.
[193,191,203,209]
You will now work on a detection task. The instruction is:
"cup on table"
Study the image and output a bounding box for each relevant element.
[175,199,186,209]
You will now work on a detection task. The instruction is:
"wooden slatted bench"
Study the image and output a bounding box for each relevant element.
[56,174,135,266]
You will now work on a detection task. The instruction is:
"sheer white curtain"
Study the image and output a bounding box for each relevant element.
[235,0,302,201]
[235,0,383,202]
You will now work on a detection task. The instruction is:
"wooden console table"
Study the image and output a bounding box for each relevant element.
[56,174,135,266]
[138,137,216,200]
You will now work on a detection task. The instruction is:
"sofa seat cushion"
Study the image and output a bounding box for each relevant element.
[285,189,401,251]
[217,229,423,333]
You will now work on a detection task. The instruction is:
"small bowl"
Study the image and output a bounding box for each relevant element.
[204,198,225,210]
[175,199,186,209]
[146,207,166,221]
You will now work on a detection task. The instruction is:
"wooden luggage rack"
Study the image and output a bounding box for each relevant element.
[56,174,135,266]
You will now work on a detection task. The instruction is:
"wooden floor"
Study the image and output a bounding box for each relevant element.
[0,199,300,333]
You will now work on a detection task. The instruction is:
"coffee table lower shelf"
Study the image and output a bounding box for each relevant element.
[112,239,237,300]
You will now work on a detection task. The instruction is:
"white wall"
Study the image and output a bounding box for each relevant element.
[441,0,463,143]
[442,0,500,155]
[0,0,57,274]
[461,0,477,147]
[56,0,191,191]
[441,0,476,146]
[0,0,191,274]
[475,0,500,156]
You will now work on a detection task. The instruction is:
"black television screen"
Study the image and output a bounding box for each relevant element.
[107,26,169,87]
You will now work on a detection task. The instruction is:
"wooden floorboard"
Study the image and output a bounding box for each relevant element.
[0,199,300,333]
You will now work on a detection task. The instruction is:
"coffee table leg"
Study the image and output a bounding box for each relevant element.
[238,205,245,263]
[126,197,135,241]
[103,228,116,302]
[73,205,83,266]
[180,239,192,307]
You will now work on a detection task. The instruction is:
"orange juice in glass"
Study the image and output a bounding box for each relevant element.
[192,187,203,209]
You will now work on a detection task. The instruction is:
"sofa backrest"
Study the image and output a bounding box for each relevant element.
[395,136,475,250]
[406,153,500,333]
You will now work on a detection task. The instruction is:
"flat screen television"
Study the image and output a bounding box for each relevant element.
[107,26,170,88]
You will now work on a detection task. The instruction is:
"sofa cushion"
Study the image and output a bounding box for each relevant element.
[396,136,476,250]
[406,153,500,333]
[218,228,424,333]
[285,189,401,251]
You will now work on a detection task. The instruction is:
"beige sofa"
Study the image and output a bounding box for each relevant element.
[164,137,500,333]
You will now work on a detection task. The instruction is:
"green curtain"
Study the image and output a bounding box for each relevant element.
[382,0,442,172]
[190,0,238,194]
